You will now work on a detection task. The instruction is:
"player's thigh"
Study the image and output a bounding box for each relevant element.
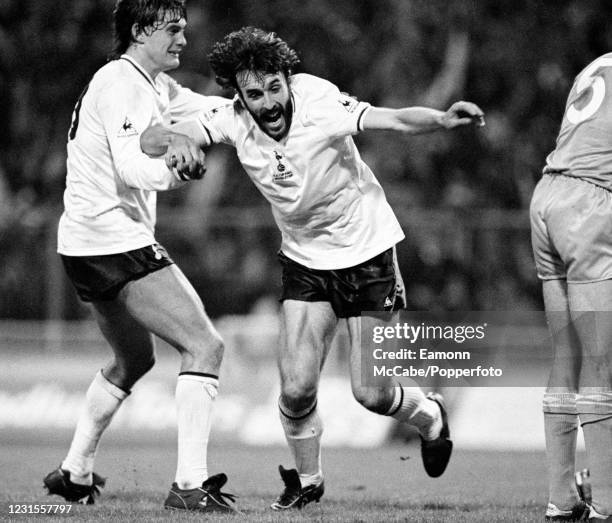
[91,299,156,365]
[279,299,338,391]
[120,264,222,353]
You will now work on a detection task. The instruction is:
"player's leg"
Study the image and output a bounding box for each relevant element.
[116,263,234,511]
[346,315,450,478]
[529,174,591,519]
[335,246,450,477]
[568,281,612,519]
[44,300,153,503]
[541,279,585,520]
[271,299,337,510]
[346,314,441,437]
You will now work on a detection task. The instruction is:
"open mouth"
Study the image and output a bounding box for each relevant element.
[262,108,282,123]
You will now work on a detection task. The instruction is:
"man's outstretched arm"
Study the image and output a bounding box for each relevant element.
[362,101,484,134]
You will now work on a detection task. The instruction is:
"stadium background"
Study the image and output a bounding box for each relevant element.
[3,0,612,471]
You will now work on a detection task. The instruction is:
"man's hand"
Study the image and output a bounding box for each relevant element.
[441,101,485,129]
[165,133,206,181]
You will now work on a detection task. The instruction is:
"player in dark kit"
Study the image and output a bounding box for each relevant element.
[42,0,237,513]
[142,26,484,511]
[531,53,612,522]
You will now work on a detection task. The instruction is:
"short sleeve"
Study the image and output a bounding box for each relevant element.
[296,75,371,139]
[195,101,237,146]
[164,73,230,122]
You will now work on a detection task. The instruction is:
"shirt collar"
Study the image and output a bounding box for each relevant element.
[119,54,160,94]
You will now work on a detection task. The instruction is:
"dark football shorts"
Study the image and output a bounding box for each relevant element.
[61,243,174,302]
[278,248,405,318]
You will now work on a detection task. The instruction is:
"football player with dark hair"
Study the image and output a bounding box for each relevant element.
[142,26,484,511]
[43,0,237,513]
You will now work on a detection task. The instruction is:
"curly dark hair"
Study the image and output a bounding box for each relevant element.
[111,0,187,59]
[207,27,300,90]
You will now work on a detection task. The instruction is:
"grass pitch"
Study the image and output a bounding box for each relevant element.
[2,431,551,523]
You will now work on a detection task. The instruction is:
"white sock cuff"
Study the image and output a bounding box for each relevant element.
[577,391,612,415]
[95,370,129,401]
[299,471,324,487]
[178,372,219,399]
[543,392,577,415]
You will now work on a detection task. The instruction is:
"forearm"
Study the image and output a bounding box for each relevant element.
[362,101,484,133]
[141,121,207,157]
[392,107,447,133]
[116,155,185,191]
[140,124,178,156]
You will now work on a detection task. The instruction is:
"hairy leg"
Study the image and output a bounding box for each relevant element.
[277,300,337,485]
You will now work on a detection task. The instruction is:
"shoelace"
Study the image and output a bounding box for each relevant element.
[275,485,301,505]
[204,486,238,506]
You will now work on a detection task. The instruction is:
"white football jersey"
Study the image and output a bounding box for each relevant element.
[196,73,405,270]
[58,55,227,255]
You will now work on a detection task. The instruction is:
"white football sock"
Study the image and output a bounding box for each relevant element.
[543,392,579,510]
[174,373,218,489]
[62,370,128,485]
[279,399,323,485]
[386,387,442,441]
[581,413,612,517]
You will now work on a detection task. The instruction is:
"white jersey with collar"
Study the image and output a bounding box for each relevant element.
[58,54,227,256]
[196,73,405,270]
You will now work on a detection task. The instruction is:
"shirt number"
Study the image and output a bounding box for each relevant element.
[567,57,612,125]
[68,84,90,140]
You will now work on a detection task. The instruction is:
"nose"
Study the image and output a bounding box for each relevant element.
[263,92,275,109]
[176,31,187,47]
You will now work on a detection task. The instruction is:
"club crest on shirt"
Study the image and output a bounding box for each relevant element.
[117,116,138,137]
[272,150,293,183]
[338,93,358,113]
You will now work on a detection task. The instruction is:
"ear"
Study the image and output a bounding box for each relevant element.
[131,23,144,44]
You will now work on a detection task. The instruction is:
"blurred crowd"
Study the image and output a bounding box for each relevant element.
[2,0,612,319]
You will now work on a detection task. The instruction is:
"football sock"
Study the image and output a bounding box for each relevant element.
[580,406,612,516]
[386,386,442,441]
[279,398,323,484]
[543,392,579,510]
[62,370,129,486]
[174,372,218,489]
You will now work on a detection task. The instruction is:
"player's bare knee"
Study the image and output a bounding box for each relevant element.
[280,381,317,413]
[352,385,389,414]
[184,334,225,369]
